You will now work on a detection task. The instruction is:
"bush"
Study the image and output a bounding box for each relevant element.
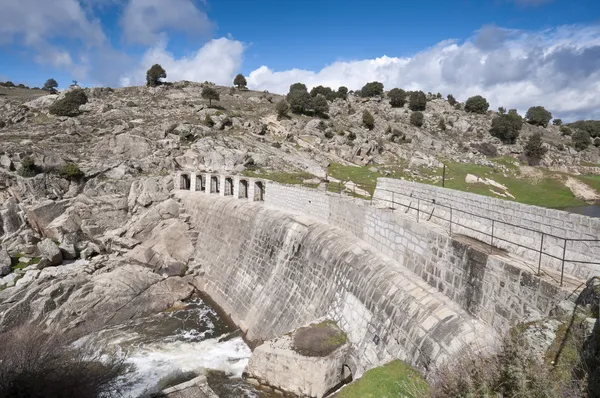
[233,73,247,89]
[310,85,336,101]
[553,119,563,126]
[286,83,311,114]
[526,106,552,127]
[347,131,357,141]
[0,325,125,398]
[410,111,424,127]
[388,88,407,108]
[271,142,281,148]
[204,114,215,127]
[408,91,427,111]
[362,110,374,130]
[312,94,329,116]
[474,142,498,157]
[359,82,384,98]
[20,156,38,177]
[490,112,523,144]
[324,130,334,139]
[202,86,220,106]
[58,163,85,181]
[49,89,88,117]
[464,95,489,114]
[337,86,348,100]
[219,116,233,130]
[43,78,58,93]
[560,126,572,136]
[498,106,506,115]
[573,130,592,151]
[146,64,166,87]
[447,94,457,106]
[568,120,600,138]
[524,133,548,165]
[276,99,289,119]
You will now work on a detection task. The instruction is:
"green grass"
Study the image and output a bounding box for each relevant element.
[327,162,409,194]
[334,360,429,398]
[241,169,316,185]
[576,175,600,193]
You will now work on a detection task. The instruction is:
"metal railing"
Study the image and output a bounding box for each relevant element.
[314,180,600,286]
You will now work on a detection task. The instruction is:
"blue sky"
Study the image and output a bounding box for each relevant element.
[1,0,600,119]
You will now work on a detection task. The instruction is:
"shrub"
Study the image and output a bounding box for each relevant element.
[271,142,281,148]
[203,114,215,127]
[324,130,334,139]
[146,64,166,87]
[560,126,572,135]
[49,89,88,117]
[526,106,552,127]
[524,133,548,165]
[276,99,289,119]
[0,325,125,398]
[202,86,220,106]
[568,120,600,138]
[438,119,446,131]
[258,124,268,136]
[359,81,384,98]
[58,163,85,181]
[490,112,523,144]
[312,94,329,116]
[553,119,563,126]
[347,131,357,141]
[454,103,462,110]
[410,111,424,127]
[286,83,311,114]
[310,85,336,101]
[43,78,58,93]
[233,73,247,89]
[20,156,38,177]
[337,86,348,100]
[408,91,427,111]
[362,110,374,130]
[464,95,489,114]
[498,106,506,115]
[573,130,592,151]
[219,116,233,130]
[474,142,498,157]
[388,88,407,108]
[447,94,457,106]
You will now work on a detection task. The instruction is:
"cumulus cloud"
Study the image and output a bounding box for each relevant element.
[120,38,244,86]
[120,0,211,45]
[246,25,600,120]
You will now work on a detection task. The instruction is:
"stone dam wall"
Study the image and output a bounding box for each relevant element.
[374,178,600,280]
[178,192,494,377]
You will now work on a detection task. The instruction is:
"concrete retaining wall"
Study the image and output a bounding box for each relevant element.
[374,178,600,280]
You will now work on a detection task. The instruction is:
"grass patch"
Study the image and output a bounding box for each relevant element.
[292,320,347,357]
[335,360,429,398]
[576,175,600,193]
[241,169,316,185]
[327,163,409,195]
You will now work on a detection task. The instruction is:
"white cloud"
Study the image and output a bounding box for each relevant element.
[246,25,600,120]
[120,38,244,86]
[120,0,211,45]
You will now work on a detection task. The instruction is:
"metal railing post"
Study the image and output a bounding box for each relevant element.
[560,239,567,286]
[490,220,495,254]
[537,233,545,275]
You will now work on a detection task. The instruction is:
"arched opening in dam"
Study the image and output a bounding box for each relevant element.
[180,173,190,190]
[224,177,234,196]
[197,174,205,192]
[254,181,265,201]
[210,176,220,194]
[239,179,249,199]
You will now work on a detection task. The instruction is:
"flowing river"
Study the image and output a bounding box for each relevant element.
[76,297,270,397]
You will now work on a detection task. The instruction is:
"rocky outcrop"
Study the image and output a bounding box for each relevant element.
[0,246,11,276]
[37,238,62,267]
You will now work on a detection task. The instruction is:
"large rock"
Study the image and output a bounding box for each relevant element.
[0,246,11,277]
[127,176,172,211]
[1,198,23,236]
[37,238,63,266]
[160,375,219,398]
[27,200,67,236]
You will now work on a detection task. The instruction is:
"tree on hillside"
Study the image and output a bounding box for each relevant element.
[312,94,329,116]
[464,95,489,114]
[498,107,506,115]
[337,86,348,100]
[553,119,563,126]
[489,111,523,144]
[43,78,58,93]
[286,83,311,114]
[310,85,336,101]
[49,88,88,117]
[146,64,166,87]
[447,94,457,106]
[233,74,247,89]
[276,99,289,119]
[202,86,220,106]
[524,133,547,165]
[409,91,427,111]
[388,88,407,108]
[359,81,384,98]
[526,106,552,127]
[573,130,592,151]
[362,109,374,130]
[410,111,424,127]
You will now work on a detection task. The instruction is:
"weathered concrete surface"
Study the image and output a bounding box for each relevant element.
[160,375,218,398]
[178,191,495,378]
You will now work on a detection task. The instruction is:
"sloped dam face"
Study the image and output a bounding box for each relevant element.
[177,191,494,378]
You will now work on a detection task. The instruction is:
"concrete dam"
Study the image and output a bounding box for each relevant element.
[173,172,599,395]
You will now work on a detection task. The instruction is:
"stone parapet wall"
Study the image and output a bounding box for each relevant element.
[373,178,600,280]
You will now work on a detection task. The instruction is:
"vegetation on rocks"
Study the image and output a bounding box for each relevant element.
[362,109,374,130]
[490,110,523,144]
[19,156,38,177]
[388,88,407,108]
[410,111,424,127]
[146,64,166,87]
[447,94,457,106]
[202,86,220,106]
[409,90,427,111]
[58,162,85,181]
[43,78,58,93]
[233,73,247,89]
[526,106,553,127]
[573,130,592,151]
[287,82,312,114]
[275,99,289,119]
[359,81,384,98]
[464,95,489,114]
[312,93,329,116]
[49,88,88,117]
[524,132,548,165]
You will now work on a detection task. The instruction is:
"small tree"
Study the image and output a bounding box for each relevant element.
[276,99,289,119]
[310,85,335,101]
[490,112,523,144]
[287,83,311,114]
[233,73,247,89]
[447,94,457,106]
[410,111,424,127]
[312,94,329,116]
[362,110,374,130]
[146,64,166,87]
[409,91,427,111]
[498,107,506,115]
[573,130,591,151]
[464,95,489,114]
[20,157,38,177]
[49,88,88,117]
[388,88,407,108]
[58,163,85,181]
[524,133,548,165]
[553,119,563,126]
[43,78,58,93]
[526,106,552,127]
[359,81,384,97]
[337,86,348,100]
[202,86,220,106]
